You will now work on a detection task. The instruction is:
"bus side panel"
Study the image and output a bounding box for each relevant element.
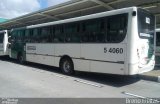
[0,43,4,55]
[54,44,82,69]
[26,43,54,66]
[0,32,5,56]
[73,59,90,72]
[4,31,8,55]
[0,31,9,56]
[81,44,126,75]
[91,61,124,74]
[126,10,139,75]
[54,44,81,58]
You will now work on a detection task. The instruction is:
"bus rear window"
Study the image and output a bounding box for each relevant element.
[138,9,155,40]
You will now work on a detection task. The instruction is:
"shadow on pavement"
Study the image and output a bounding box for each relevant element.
[0,56,140,87]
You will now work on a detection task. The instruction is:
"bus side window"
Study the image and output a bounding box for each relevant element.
[24,29,33,43]
[96,19,106,43]
[33,28,39,43]
[81,19,105,43]
[29,29,34,43]
[81,20,96,42]
[54,25,64,43]
[107,14,128,43]
[25,30,30,43]
[50,26,55,42]
[72,23,81,43]
[65,24,72,42]
[48,26,53,43]
[65,23,80,43]
[81,22,88,42]
[16,30,22,42]
[11,31,17,42]
[41,27,51,43]
[20,30,25,42]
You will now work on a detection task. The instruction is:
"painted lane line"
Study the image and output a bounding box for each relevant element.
[122,92,160,103]
[74,79,103,88]
[54,74,67,79]
[122,91,146,98]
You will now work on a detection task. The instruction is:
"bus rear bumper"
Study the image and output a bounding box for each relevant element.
[128,60,155,75]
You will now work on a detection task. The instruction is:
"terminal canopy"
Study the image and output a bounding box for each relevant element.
[0,0,160,29]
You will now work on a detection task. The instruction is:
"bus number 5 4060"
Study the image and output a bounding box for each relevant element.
[104,48,123,54]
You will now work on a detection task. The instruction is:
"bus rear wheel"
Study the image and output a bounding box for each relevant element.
[60,58,74,75]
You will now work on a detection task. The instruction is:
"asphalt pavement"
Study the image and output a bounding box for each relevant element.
[0,57,160,98]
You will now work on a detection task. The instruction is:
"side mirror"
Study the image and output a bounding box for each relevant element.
[7,43,11,48]
[8,36,15,43]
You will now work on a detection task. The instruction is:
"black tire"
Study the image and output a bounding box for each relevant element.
[18,54,24,64]
[60,58,74,75]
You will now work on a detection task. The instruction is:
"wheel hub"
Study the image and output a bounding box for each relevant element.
[63,61,71,72]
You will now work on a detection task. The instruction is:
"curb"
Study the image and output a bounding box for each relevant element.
[138,74,160,83]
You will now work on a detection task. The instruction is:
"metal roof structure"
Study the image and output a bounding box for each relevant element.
[0,0,160,29]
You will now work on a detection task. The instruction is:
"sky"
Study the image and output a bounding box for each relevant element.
[0,0,70,19]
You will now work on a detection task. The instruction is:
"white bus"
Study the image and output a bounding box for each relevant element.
[0,30,9,56]
[9,7,156,75]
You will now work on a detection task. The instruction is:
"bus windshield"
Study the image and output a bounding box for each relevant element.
[138,8,155,44]
[138,8,155,59]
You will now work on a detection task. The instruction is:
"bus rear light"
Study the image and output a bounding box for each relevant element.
[153,61,155,65]
[144,57,148,60]
[142,57,149,65]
